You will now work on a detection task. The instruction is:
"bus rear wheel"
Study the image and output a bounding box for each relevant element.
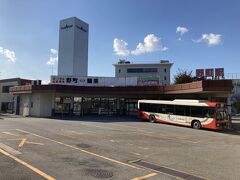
[149,115,156,123]
[192,120,201,129]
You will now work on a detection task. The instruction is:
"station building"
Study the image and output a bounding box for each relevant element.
[6,17,233,117]
[9,80,232,117]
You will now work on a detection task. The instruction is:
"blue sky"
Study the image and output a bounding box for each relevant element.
[0,0,239,82]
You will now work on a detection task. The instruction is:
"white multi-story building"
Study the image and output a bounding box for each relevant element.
[113,60,173,85]
[58,17,89,76]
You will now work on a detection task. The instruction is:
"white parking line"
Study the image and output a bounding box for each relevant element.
[2,132,18,136]
[0,143,21,155]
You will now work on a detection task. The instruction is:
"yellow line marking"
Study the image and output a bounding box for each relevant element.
[7,138,44,146]
[0,148,55,180]
[18,138,27,147]
[2,132,18,136]
[131,172,158,180]
[16,129,140,170]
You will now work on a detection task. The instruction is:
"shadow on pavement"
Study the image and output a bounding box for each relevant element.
[46,115,141,123]
[206,119,240,136]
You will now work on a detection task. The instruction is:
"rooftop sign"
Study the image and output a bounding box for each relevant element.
[196,68,224,79]
[61,24,73,30]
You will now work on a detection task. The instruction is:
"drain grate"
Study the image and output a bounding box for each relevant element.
[76,143,91,148]
[133,160,206,180]
[84,169,113,179]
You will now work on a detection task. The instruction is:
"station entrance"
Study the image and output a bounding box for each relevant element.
[53,96,138,116]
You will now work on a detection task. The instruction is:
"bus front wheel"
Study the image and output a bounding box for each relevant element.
[192,120,201,129]
[149,115,156,123]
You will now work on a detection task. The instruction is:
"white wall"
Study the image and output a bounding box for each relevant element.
[19,94,31,116]
[114,63,172,85]
[58,17,89,76]
[19,93,52,117]
[39,94,52,117]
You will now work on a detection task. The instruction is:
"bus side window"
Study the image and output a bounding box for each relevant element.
[203,108,214,118]
[140,103,147,111]
[148,104,157,113]
[157,104,166,114]
[166,105,174,114]
[185,106,190,116]
[175,105,185,116]
[190,106,203,118]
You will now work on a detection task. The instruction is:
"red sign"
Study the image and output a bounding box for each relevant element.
[205,69,214,77]
[196,69,204,77]
[215,68,224,77]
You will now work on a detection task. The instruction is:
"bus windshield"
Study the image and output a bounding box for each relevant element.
[216,108,229,121]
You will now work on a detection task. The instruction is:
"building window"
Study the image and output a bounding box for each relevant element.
[164,68,167,73]
[94,78,98,84]
[164,76,167,81]
[2,86,12,93]
[127,68,158,73]
[118,69,121,73]
[87,78,92,83]
[1,102,13,112]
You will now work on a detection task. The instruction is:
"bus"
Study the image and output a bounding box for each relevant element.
[137,99,230,130]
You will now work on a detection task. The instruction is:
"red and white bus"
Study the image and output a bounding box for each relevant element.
[138,99,230,130]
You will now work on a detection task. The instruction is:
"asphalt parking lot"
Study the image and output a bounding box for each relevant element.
[0,114,240,180]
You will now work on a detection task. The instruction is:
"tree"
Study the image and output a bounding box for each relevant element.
[174,69,194,84]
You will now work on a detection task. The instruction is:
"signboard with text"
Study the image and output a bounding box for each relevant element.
[205,69,214,77]
[137,76,159,86]
[50,76,139,87]
[195,68,225,79]
[215,68,224,77]
[196,69,204,77]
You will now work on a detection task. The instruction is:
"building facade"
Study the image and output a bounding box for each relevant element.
[10,80,233,117]
[113,60,173,85]
[0,78,31,113]
[58,17,89,76]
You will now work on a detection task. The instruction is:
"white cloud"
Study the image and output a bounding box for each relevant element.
[193,33,222,46]
[113,38,130,56]
[0,46,16,63]
[50,48,58,54]
[176,26,189,35]
[46,48,58,65]
[46,56,58,65]
[131,34,168,55]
